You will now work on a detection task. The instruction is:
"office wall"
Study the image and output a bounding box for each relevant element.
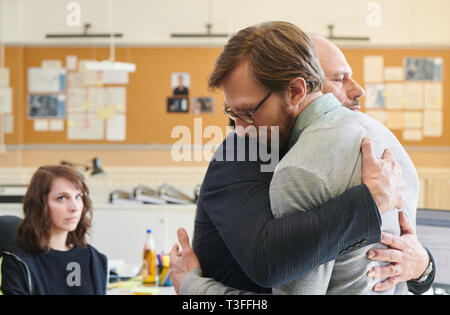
[3,45,448,146]
[15,46,228,145]
[1,1,449,169]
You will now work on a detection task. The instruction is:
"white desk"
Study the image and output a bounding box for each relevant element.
[0,203,197,267]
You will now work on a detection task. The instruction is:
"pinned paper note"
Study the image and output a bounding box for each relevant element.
[384,67,404,81]
[3,114,13,134]
[424,83,443,109]
[87,87,106,111]
[66,55,78,71]
[34,119,49,131]
[364,56,384,83]
[0,87,13,114]
[423,110,443,137]
[0,68,10,86]
[404,83,423,110]
[365,84,385,108]
[67,88,86,113]
[404,112,422,129]
[67,72,84,87]
[403,130,423,141]
[106,87,126,110]
[49,120,64,131]
[67,113,104,140]
[81,71,98,86]
[385,111,404,130]
[28,68,66,93]
[106,113,126,141]
[97,106,117,120]
[385,84,404,110]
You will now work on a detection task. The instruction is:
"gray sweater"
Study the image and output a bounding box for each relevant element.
[270,93,418,295]
[181,94,418,295]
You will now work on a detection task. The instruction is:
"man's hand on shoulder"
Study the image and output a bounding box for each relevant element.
[169,228,201,294]
[361,137,405,213]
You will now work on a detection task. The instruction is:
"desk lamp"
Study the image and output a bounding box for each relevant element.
[60,157,105,177]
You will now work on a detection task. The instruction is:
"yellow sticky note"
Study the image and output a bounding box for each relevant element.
[97,106,116,120]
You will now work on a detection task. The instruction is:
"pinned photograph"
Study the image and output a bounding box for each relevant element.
[28,94,66,118]
[364,84,385,109]
[171,72,190,96]
[167,97,189,113]
[405,58,443,81]
[191,97,214,114]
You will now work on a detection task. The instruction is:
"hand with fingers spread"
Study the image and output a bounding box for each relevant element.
[169,228,201,294]
[366,211,430,292]
[361,137,405,213]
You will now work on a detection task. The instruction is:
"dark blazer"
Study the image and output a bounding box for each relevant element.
[193,133,383,293]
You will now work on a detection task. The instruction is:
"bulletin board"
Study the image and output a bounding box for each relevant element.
[3,46,450,146]
[5,46,228,145]
[341,48,449,146]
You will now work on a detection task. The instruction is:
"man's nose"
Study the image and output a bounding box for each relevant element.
[348,78,365,101]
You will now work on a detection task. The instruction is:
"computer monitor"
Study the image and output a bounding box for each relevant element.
[416,208,450,290]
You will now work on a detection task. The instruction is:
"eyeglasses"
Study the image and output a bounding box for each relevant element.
[222,92,272,124]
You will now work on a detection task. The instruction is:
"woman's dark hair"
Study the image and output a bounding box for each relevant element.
[18,165,92,253]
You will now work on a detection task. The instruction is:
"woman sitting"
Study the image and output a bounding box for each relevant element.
[1,165,107,295]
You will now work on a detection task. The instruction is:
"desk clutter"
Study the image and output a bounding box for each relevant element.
[108,229,172,295]
[109,183,199,205]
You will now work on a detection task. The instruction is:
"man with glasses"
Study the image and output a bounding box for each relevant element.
[169,22,434,295]
[223,92,272,123]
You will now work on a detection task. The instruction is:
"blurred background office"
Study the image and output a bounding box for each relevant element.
[0,0,448,294]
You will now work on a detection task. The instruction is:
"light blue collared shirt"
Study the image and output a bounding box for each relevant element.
[288,93,343,149]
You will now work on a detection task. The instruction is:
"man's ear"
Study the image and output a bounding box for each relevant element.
[288,77,307,112]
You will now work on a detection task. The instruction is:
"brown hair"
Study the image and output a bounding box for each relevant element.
[18,165,92,253]
[209,21,324,94]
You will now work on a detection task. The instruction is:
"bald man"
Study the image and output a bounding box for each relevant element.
[169,35,434,295]
[311,35,365,112]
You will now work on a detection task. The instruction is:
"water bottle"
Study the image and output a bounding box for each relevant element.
[141,229,157,285]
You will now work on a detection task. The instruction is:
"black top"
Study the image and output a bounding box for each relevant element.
[34,246,94,295]
[173,86,189,95]
[1,243,107,295]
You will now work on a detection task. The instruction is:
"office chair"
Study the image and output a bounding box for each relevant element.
[0,215,21,295]
[0,215,21,253]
